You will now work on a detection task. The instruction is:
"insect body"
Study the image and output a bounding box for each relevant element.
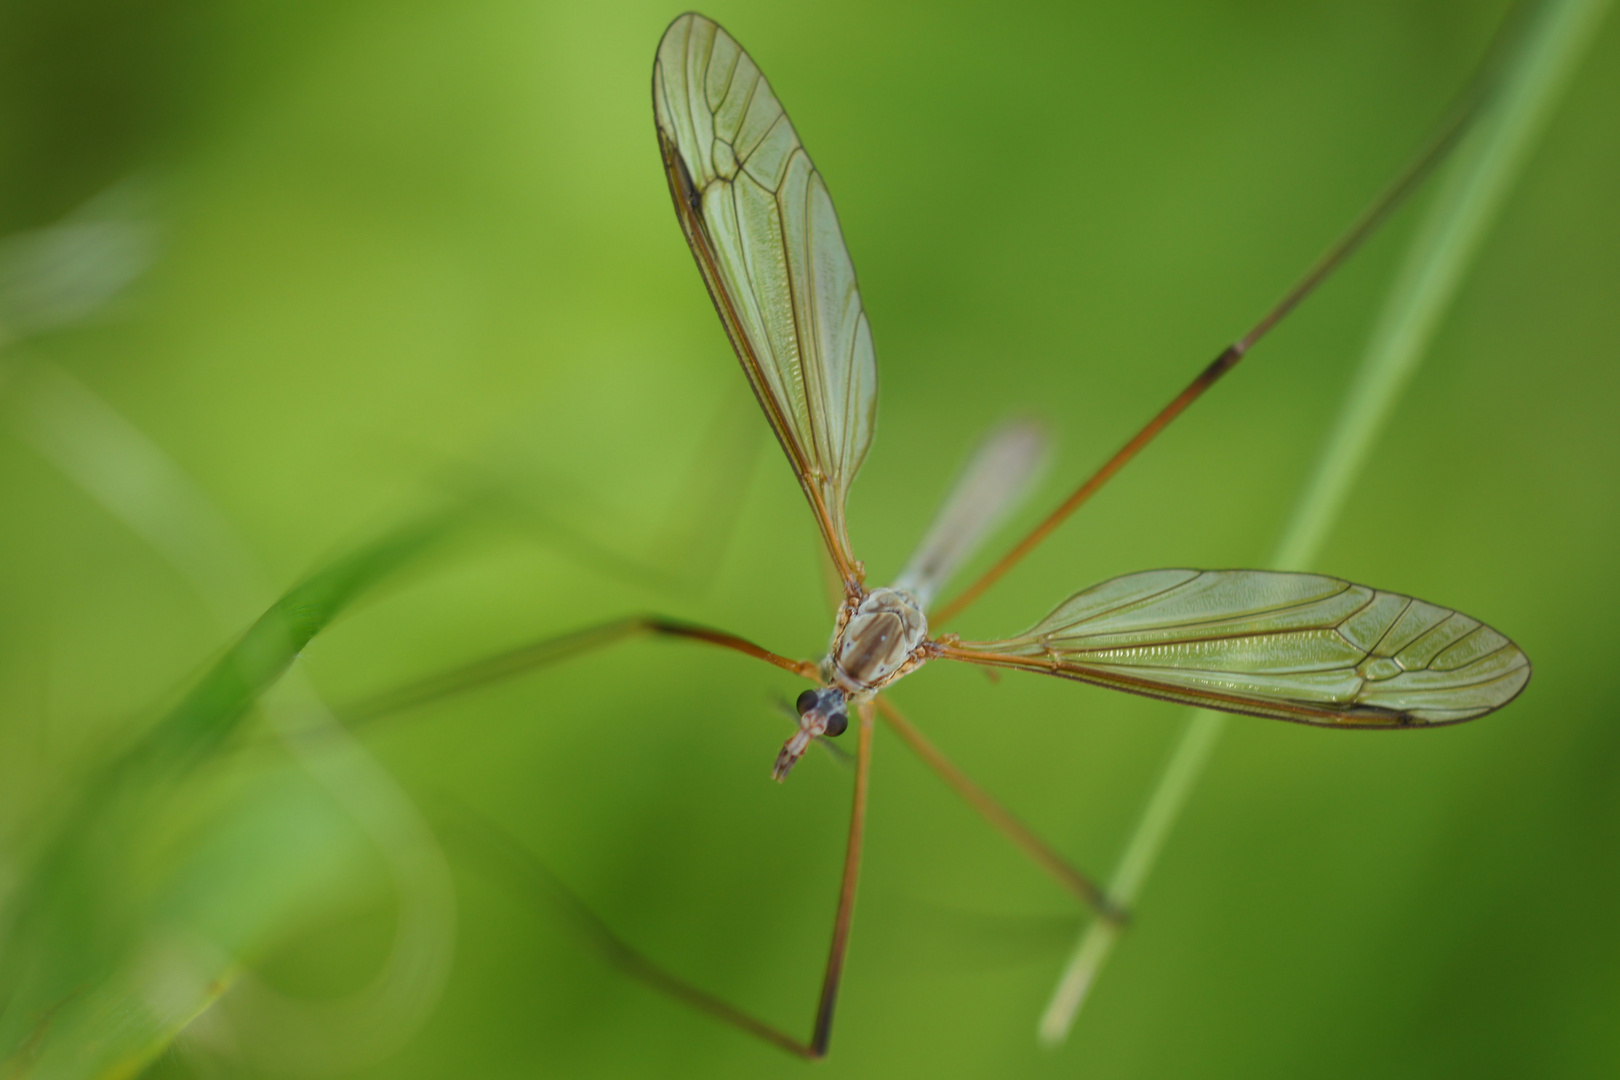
[643,13,1528,1054]
[776,587,931,778]
[653,12,1527,793]
[378,11,1530,1061]
[826,587,931,697]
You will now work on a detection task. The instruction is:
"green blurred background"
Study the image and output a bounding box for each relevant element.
[2,0,1617,1077]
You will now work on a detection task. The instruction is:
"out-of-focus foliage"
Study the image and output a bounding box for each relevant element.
[0,2,1616,1079]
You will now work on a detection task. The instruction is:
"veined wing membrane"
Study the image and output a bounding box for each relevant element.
[939,569,1530,726]
[892,419,1049,610]
[653,13,877,586]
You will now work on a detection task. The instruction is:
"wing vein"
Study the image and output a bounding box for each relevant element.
[654,14,874,585]
[942,569,1529,728]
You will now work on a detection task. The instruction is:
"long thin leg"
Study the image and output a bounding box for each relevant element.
[929,36,1502,628]
[875,697,1126,926]
[444,803,813,1057]
[807,698,875,1057]
[446,699,877,1059]
[343,615,818,726]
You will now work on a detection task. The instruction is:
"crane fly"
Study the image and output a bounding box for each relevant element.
[387,10,1531,1060]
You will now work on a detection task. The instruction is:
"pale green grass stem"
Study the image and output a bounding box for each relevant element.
[1039,0,1614,1046]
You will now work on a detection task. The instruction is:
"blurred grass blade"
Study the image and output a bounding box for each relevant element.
[1038,0,1613,1047]
[134,517,447,772]
[455,375,765,597]
[11,364,265,627]
[0,180,156,347]
[11,363,460,1076]
[0,516,450,1079]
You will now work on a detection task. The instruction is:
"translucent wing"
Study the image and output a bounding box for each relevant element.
[891,419,1048,610]
[939,569,1530,726]
[653,13,877,585]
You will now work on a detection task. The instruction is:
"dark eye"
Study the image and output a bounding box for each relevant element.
[823,712,848,737]
[795,689,819,715]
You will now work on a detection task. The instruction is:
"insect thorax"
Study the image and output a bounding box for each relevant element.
[826,587,930,695]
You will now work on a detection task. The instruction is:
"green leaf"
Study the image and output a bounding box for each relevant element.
[0,517,449,1080]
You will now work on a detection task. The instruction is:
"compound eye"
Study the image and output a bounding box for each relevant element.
[795,689,819,715]
[823,712,849,738]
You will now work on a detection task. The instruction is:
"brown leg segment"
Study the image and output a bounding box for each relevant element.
[929,42,1497,630]
[352,615,876,1057]
[875,697,1126,926]
[447,804,814,1057]
[451,693,877,1060]
[343,615,818,725]
[807,698,876,1057]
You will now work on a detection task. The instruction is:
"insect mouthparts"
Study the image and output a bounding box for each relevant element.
[773,687,848,782]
